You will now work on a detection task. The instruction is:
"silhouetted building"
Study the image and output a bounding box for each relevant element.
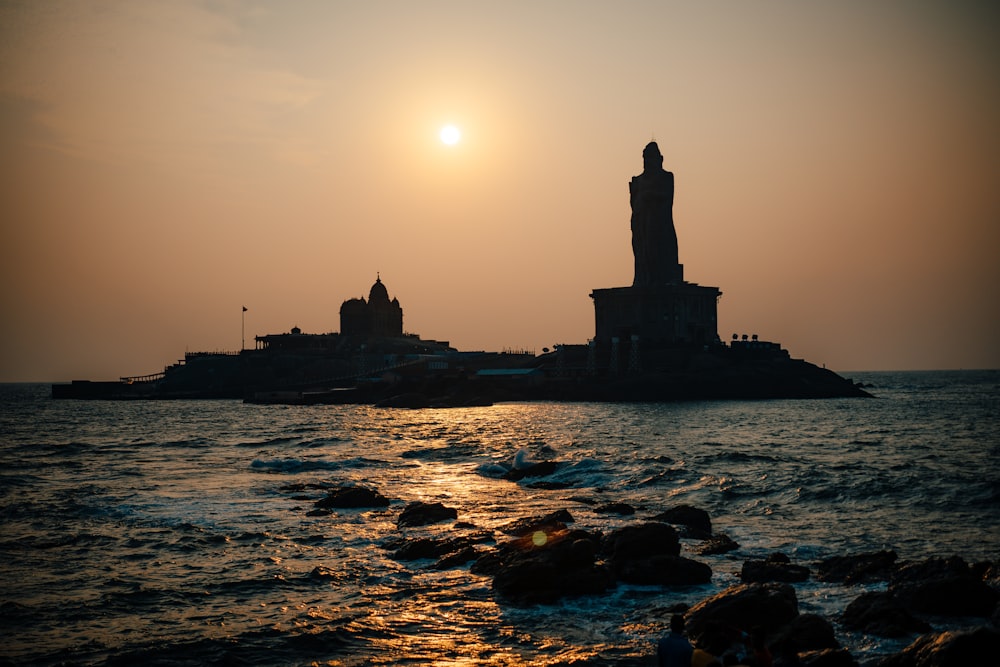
[591,142,721,346]
[340,275,403,337]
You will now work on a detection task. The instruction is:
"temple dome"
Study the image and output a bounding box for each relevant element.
[369,276,390,304]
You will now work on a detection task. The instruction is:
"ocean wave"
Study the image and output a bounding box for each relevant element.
[249,457,379,474]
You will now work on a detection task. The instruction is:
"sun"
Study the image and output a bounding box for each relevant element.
[439,125,461,145]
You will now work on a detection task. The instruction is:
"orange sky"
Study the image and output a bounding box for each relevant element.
[2,1,998,381]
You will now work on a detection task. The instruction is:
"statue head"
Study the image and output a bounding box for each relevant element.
[642,141,663,173]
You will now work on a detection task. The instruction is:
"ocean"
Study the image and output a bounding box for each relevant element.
[1,370,998,666]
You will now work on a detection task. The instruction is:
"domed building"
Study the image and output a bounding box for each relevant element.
[340,275,403,338]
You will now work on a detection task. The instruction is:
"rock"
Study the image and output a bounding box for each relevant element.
[740,553,810,583]
[696,533,740,556]
[602,522,680,561]
[890,556,999,617]
[307,566,340,581]
[594,502,636,515]
[685,582,800,644]
[651,504,713,538]
[841,591,931,638]
[305,508,331,516]
[470,551,504,576]
[489,529,611,605]
[397,501,458,527]
[392,536,476,561]
[433,546,481,570]
[614,554,712,586]
[878,627,1000,667]
[314,486,390,509]
[770,613,840,653]
[498,509,574,536]
[503,460,558,481]
[814,550,897,584]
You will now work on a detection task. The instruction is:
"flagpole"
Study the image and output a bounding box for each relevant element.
[242,306,247,351]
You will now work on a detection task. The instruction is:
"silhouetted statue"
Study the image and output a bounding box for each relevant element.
[631,142,681,286]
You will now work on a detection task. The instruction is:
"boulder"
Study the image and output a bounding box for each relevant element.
[433,546,482,570]
[392,535,480,561]
[770,613,840,653]
[740,553,810,583]
[841,591,931,638]
[602,522,707,588]
[890,556,999,617]
[685,582,800,644]
[614,554,712,586]
[503,460,558,481]
[314,486,390,509]
[488,529,611,605]
[878,627,1000,667]
[652,504,713,538]
[397,501,458,527]
[594,502,636,515]
[498,509,574,536]
[814,549,897,584]
[696,532,740,556]
[602,522,680,561]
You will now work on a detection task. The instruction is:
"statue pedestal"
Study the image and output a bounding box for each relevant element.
[590,282,721,348]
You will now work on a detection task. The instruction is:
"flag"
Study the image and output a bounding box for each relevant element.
[242,306,248,312]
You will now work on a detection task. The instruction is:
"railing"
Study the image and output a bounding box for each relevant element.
[185,350,241,358]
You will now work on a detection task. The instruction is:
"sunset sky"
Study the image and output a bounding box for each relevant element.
[2,1,998,381]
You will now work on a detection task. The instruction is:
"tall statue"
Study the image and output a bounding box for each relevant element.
[630,141,681,286]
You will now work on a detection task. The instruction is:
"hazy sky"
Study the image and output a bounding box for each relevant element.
[2,1,998,381]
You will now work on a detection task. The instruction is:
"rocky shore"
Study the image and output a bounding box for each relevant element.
[281,474,999,666]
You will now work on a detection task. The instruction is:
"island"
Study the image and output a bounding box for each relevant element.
[52,143,870,404]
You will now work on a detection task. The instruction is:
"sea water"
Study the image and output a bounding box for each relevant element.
[1,370,997,666]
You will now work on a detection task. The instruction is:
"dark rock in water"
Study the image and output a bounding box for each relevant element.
[305,508,331,517]
[878,627,1000,667]
[890,556,999,617]
[503,460,558,481]
[489,529,611,606]
[614,553,712,586]
[769,613,840,653]
[841,591,931,638]
[470,550,505,577]
[307,566,340,581]
[600,520,708,586]
[314,486,390,509]
[594,502,636,515]
[499,509,575,536]
[602,522,680,561]
[814,549,897,584]
[433,545,482,570]
[740,553,810,583]
[393,535,482,562]
[651,504,713,538]
[397,501,458,527]
[696,533,740,556]
[685,582,799,643]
